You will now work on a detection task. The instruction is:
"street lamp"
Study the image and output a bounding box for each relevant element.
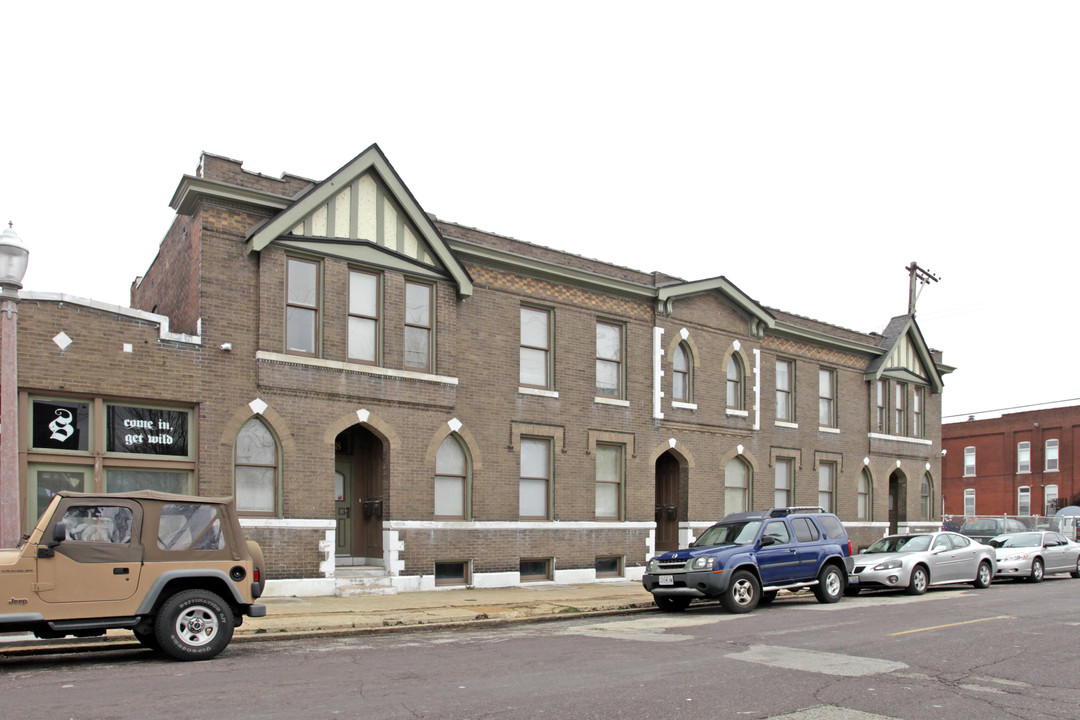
[0,223,28,547]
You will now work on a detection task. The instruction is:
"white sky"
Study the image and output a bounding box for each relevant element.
[4,2,1078,422]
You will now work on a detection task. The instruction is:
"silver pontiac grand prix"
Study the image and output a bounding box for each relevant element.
[847,531,995,595]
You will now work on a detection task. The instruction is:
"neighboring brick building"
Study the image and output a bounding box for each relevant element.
[7,144,952,594]
[942,406,1080,519]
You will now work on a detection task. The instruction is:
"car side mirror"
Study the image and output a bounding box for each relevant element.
[931,545,946,554]
[761,536,777,547]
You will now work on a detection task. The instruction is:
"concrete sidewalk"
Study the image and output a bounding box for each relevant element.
[0,581,656,657]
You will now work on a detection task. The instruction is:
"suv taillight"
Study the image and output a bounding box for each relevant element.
[847,540,853,556]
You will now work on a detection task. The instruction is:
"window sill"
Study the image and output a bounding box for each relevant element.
[671,401,697,410]
[775,421,799,429]
[594,397,629,407]
[867,432,933,446]
[255,351,458,385]
[819,427,840,434]
[726,409,749,417]
[519,387,559,399]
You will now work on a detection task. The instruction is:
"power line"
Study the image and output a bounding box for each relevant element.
[943,397,1080,419]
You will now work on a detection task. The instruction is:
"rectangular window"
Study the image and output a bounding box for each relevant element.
[520,306,552,389]
[1018,441,1031,473]
[875,380,886,432]
[774,458,793,508]
[595,444,623,520]
[857,470,871,521]
[776,360,794,422]
[286,257,319,355]
[964,488,976,516]
[348,269,380,364]
[964,446,976,477]
[1018,486,1031,515]
[404,281,433,371]
[1046,439,1059,472]
[595,556,622,579]
[519,438,551,519]
[817,462,836,512]
[595,321,623,398]
[519,558,552,582]
[893,383,907,436]
[818,369,836,427]
[1045,484,1059,514]
[912,387,924,437]
[434,561,470,587]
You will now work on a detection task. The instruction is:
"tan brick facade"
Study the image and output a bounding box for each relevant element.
[10,146,950,592]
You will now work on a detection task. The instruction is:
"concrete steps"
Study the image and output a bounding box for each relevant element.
[334,565,397,597]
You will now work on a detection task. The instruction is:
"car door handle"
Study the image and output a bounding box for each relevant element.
[113,567,129,575]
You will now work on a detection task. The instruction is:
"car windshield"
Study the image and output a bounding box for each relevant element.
[988,533,1041,549]
[693,520,762,547]
[865,534,932,553]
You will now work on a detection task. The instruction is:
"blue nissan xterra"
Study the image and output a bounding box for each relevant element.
[642,506,854,613]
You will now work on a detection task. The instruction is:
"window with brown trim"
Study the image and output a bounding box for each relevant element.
[404,281,433,371]
[348,269,380,364]
[286,257,320,356]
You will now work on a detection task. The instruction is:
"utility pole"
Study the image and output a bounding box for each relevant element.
[906,261,939,316]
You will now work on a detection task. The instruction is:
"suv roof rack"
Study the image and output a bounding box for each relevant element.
[767,506,826,517]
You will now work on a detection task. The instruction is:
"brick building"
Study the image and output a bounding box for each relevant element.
[7,144,952,594]
[942,406,1080,519]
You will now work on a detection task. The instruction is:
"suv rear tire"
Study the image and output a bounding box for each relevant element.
[812,565,844,604]
[155,589,234,661]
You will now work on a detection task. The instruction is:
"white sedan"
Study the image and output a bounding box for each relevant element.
[987,531,1080,582]
[847,531,995,595]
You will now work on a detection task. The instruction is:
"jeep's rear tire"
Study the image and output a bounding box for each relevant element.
[155,589,234,661]
[721,570,760,613]
[813,565,844,604]
[654,596,691,612]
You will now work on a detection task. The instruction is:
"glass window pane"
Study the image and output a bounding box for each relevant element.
[106,469,193,495]
[673,345,687,372]
[596,483,619,517]
[520,308,549,348]
[406,283,431,326]
[673,372,687,401]
[520,439,549,478]
[436,436,467,475]
[31,466,92,521]
[236,466,276,513]
[725,459,748,488]
[596,323,620,361]
[349,271,378,316]
[286,307,316,353]
[596,446,619,482]
[725,487,746,514]
[404,326,430,368]
[348,316,377,362]
[434,476,465,517]
[596,360,619,394]
[61,506,134,544]
[520,347,547,386]
[287,259,317,306]
[777,361,790,391]
[519,478,548,516]
[236,419,276,465]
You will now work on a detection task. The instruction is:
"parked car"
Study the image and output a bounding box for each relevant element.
[959,517,1029,543]
[986,531,1080,582]
[848,531,995,595]
[0,490,266,661]
[641,506,853,614]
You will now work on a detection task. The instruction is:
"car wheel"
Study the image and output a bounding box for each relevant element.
[721,570,760,613]
[758,590,778,606]
[973,560,993,589]
[154,589,234,661]
[813,565,844,604]
[905,565,929,595]
[1071,557,1080,579]
[654,596,691,612]
[1029,558,1044,583]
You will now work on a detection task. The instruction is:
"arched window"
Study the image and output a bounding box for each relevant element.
[435,434,469,520]
[673,343,692,402]
[726,355,743,410]
[725,457,751,513]
[858,469,872,521]
[920,474,934,521]
[235,417,279,515]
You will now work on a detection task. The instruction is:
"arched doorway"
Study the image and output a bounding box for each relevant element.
[888,469,907,535]
[335,424,385,566]
[654,451,682,552]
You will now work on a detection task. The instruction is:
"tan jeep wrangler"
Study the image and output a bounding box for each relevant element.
[1,490,266,661]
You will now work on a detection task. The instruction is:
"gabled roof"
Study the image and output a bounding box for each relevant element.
[656,276,776,332]
[865,314,945,393]
[245,144,473,297]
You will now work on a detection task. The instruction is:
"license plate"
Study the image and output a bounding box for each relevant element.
[659,575,674,586]
[848,576,859,584]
